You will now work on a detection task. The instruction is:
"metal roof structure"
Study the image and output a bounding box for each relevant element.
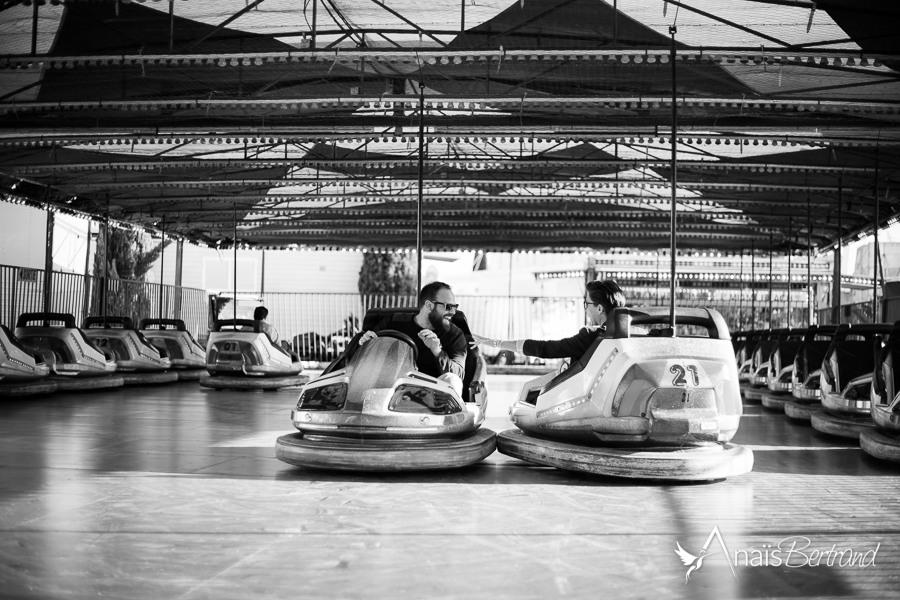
[1,0,899,253]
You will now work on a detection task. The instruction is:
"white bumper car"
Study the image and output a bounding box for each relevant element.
[861,321,900,462]
[202,319,306,390]
[498,307,753,481]
[276,308,493,471]
[811,323,892,439]
[139,318,207,380]
[14,313,122,391]
[82,317,177,385]
[784,325,838,421]
[761,329,805,412]
[0,324,55,397]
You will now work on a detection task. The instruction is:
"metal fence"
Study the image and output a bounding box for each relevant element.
[240,291,819,362]
[0,264,207,338]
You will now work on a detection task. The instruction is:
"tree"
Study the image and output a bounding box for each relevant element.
[357,251,416,294]
[90,225,172,321]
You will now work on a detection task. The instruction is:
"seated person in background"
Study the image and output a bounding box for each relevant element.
[358,281,467,396]
[473,279,626,364]
[253,306,279,344]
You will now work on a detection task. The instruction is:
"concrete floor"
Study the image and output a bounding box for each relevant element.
[1,374,898,599]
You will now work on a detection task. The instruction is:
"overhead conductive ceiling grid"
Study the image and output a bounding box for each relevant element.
[1,0,898,253]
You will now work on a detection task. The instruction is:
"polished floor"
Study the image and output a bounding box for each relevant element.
[1,374,898,600]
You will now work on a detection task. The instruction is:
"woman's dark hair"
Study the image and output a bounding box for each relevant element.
[585,279,625,314]
[253,306,269,320]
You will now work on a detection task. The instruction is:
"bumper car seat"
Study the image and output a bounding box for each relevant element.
[82,317,176,385]
[0,324,56,397]
[201,319,305,390]
[276,308,495,471]
[811,323,892,439]
[14,313,122,391]
[784,325,838,421]
[498,306,753,481]
[860,321,900,461]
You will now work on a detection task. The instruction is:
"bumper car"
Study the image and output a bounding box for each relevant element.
[811,323,892,439]
[0,324,56,397]
[744,329,795,402]
[497,307,753,481]
[761,330,805,412]
[784,325,839,421]
[14,312,123,391]
[82,317,177,385]
[139,318,207,381]
[860,321,900,462]
[201,319,306,390]
[276,308,494,471]
[736,330,762,396]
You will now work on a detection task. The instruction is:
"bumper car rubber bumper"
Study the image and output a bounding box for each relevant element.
[0,380,58,397]
[784,400,821,421]
[810,410,876,439]
[50,375,125,391]
[275,428,497,471]
[860,428,900,463]
[122,371,179,385]
[743,386,766,402]
[200,374,309,390]
[496,429,753,481]
[761,392,792,411]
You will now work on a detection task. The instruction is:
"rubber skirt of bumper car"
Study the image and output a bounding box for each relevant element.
[496,430,754,481]
[860,428,900,463]
[122,371,179,385]
[761,392,792,411]
[50,375,124,391]
[0,380,58,397]
[275,428,497,472]
[810,410,875,439]
[200,374,309,390]
[785,400,821,422]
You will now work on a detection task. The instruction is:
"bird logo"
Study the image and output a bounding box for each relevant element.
[674,526,739,585]
[675,542,713,584]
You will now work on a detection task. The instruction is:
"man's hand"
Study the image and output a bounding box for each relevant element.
[418,329,442,356]
[358,330,377,345]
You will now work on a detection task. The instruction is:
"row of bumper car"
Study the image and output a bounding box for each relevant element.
[277,306,754,481]
[1,313,207,396]
[734,320,900,463]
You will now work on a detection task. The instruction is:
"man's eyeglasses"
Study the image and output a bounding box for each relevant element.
[432,301,459,311]
[583,301,602,309]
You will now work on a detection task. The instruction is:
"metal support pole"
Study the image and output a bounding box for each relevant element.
[158,217,165,321]
[43,209,54,318]
[768,232,774,329]
[102,215,109,321]
[461,0,465,34]
[233,205,238,322]
[82,220,93,324]
[739,248,744,330]
[416,88,425,291]
[807,197,813,326]
[751,239,756,329]
[835,180,843,324]
[261,249,266,295]
[874,149,880,322]
[169,0,175,52]
[31,0,38,56]
[174,238,183,320]
[669,25,678,335]
[311,0,318,49]
[787,217,792,329]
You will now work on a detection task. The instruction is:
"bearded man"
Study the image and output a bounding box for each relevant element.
[358,281,466,395]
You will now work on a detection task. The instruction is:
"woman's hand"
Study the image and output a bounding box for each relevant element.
[470,333,497,349]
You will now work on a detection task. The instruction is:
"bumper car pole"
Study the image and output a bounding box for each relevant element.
[416,87,424,290]
[668,24,677,336]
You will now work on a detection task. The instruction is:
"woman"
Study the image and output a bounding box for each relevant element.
[472,279,625,364]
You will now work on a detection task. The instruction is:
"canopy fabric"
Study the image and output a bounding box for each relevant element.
[1,0,898,253]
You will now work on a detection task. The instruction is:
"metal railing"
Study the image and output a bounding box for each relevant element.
[0,264,207,338]
[217,291,813,362]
